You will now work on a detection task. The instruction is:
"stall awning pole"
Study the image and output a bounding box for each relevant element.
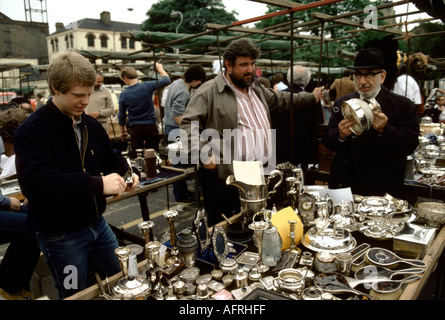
[290,11,295,160]
[231,0,347,27]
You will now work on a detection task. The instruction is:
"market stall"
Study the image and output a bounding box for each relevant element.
[64,160,445,301]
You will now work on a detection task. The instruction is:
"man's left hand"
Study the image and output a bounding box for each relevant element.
[125,173,140,192]
[373,110,387,134]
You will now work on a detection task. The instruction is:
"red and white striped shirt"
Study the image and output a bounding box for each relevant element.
[223,72,272,162]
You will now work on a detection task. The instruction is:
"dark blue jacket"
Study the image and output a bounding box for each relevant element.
[14,100,129,233]
[322,87,419,198]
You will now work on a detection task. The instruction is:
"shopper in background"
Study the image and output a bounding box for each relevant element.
[163,64,206,203]
[272,72,288,91]
[430,94,445,123]
[0,109,30,180]
[35,93,46,110]
[329,69,356,102]
[277,65,323,168]
[393,63,424,118]
[118,63,170,158]
[0,108,40,300]
[85,70,115,132]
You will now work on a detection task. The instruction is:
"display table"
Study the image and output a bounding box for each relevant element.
[107,166,198,218]
[304,168,445,204]
[65,210,445,301]
[106,165,198,246]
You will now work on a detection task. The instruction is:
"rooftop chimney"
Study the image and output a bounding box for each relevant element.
[100,11,111,25]
[55,22,64,31]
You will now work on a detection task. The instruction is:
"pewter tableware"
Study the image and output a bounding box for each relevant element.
[314,271,414,298]
[354,265,425,280]
[313,272,380,297]
[370,275,422,293]
[366,247,427,268]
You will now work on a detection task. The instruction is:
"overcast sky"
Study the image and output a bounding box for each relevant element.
[0,0,269,33]
[0,0,432,34]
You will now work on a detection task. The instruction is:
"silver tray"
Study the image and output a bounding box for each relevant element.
[359,220,402,240]
[236,251,259,266]
[0,179,21,196]
[358,212,417,241]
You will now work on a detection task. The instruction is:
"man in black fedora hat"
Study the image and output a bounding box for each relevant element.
[322,47,419,199]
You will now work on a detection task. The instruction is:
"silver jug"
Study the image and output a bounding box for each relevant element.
[226,169,283,223]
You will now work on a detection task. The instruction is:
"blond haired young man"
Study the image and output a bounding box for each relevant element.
[14,51,139,299]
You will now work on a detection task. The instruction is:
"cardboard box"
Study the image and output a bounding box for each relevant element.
[29,254,59,300]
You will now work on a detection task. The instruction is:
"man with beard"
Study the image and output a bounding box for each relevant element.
[163,64,206,203]
[322,48,419,198]
[180,39,324,226]
[85,70,115,132]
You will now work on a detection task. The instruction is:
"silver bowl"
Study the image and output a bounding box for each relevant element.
[341,98,381,135]
[417,202,445,227]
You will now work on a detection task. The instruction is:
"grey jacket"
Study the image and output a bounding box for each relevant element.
[180,72,317,180]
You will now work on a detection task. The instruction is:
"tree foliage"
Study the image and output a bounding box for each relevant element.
[252,0,395,67]
[141,0,237,34]
[410,22,445,58]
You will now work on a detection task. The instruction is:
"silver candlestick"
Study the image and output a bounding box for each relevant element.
[163,210,180,265]
[288,220,302,255]
[115,246,131,278]
[248,217,271,273]
[138,220,154,259]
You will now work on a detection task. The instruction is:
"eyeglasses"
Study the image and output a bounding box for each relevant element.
[353,71,383,80]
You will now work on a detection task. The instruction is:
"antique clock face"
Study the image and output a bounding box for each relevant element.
[301,199,314,211]
[298,193,317,214]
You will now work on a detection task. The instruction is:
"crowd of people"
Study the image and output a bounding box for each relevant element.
[0,37,442,300]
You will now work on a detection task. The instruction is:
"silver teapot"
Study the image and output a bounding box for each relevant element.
[112,246,151,300]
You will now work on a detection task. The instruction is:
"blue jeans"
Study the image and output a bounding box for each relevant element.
[36,216,121,299]
[165,125,189,201]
